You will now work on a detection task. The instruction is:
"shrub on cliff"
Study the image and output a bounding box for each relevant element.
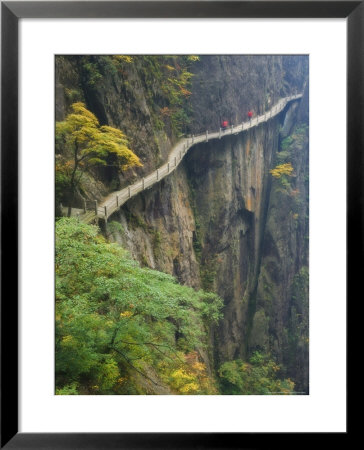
[218,351,295,395]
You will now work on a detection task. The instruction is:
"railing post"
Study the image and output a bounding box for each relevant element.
[104,206,107,221]
[167,162,170,173]
[142,177,145,189]
[94,200,98,216]
[128,186,131,198]
[180,150,182,160]
[116,195,119,207]
[175,156,177,166]
[219,128,221,139]
[231,125,233,134]
[83,199,87,213]
[192,134,194,144]
[206,130,208,142]
[157,169,159,180]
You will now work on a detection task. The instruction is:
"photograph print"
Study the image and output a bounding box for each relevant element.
[55,55,309,395]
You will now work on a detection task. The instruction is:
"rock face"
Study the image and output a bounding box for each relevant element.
[185,119,280,361]
[254,86,309,392]
[56,55,309,391]
[190,55,284,133]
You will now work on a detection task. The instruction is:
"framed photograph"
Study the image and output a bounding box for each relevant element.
[2,1,356,447]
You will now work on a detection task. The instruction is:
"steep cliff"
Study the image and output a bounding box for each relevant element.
[254,86,309,392]
[189,55,304,132]
[56,55,309,393]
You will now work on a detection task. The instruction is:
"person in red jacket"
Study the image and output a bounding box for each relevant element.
[247,110,253,123]
[221,120,228,130]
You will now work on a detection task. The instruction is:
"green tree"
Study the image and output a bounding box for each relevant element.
[56,218,223,394]
[56,102,141,216]
[218,352,295,395]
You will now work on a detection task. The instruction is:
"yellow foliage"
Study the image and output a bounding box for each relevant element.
[56,102,142,172]
[187,55,200,62]
[269,162,294,178]
[71,102,98,123]
[99,125,125,139]
[113,55,133,64]
[160,106,172,116]
[180,87,192,97]
[192,362,206,373]
[164,357,217,395]
[171,368,193,383]
[285,378,295,391]
[120,311,133,318]
[180,382,199,393]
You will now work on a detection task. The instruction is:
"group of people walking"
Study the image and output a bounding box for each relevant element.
[221,110,253,130]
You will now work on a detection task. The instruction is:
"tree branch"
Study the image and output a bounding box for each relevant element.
[115,339,184,364]
[111,346,164,387]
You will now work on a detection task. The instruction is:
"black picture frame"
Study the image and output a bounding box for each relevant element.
[1,1,356,448]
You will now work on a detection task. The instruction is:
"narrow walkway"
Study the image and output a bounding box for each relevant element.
[77,93,302,223]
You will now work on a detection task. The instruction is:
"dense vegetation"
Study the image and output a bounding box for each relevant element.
[219,352,294,395]
[56,218,223,394]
